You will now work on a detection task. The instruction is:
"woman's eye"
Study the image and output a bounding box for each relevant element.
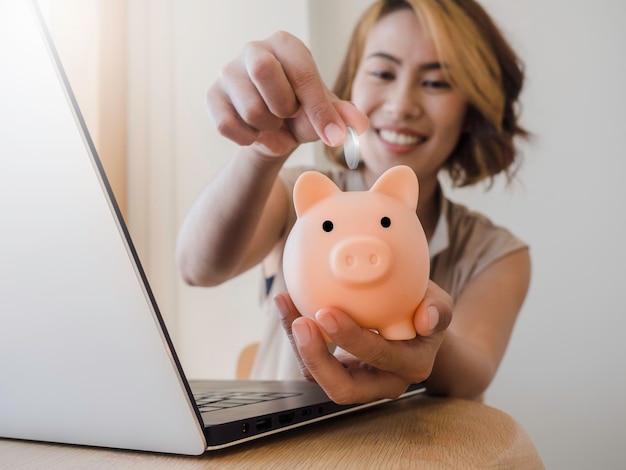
[422,80,451,90]
[371,70,395,81]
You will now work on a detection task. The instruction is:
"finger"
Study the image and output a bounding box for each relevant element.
[315,308,436,384]
[275,295,419,404]
[414,281,454,337]
[290,316,332,383]
[266,31,347,147]
[291,316,408,403]
[206,85,260,146]
[274,292,311,379]
[286,95,368,147]
[333,100,370,134]
[315,308,393,369]
[244,41,300,119]
[220,57,285,133]
[330,368,410,404]
[315,309,443,383]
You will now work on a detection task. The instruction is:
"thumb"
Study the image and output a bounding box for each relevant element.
[413,284,453,337]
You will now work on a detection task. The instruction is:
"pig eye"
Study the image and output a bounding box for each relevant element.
[322,220,334,232]
[380,216,391,228]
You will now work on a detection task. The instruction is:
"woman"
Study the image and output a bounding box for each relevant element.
[176,0,531,403]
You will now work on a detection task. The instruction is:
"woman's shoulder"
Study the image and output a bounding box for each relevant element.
[432,197,528,299]
[445,198,526,251]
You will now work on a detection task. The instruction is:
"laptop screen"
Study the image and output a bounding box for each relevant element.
[0,0,206,454]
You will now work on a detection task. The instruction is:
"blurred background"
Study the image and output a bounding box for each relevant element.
[38,0,626,467]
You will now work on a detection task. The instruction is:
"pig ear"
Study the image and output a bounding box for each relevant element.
[293,171,342,217]
[370,165,419,210]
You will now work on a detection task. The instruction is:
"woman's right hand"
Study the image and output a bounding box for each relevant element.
[206,31,368,158]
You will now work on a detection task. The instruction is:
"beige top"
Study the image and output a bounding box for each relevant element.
[250,166,528,380]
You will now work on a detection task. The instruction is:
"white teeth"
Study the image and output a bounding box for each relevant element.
[379,129,423,145]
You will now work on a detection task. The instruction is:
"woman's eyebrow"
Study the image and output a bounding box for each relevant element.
[366,51,402,64]
[365,52,442,71]
[419,62,443,72]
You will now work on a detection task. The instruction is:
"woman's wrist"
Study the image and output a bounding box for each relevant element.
[238,144,293,173]
[424,330,494,399]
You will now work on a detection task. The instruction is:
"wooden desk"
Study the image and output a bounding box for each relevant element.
[0,396,543,469]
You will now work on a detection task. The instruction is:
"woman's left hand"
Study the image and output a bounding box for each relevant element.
[274,281,453,404]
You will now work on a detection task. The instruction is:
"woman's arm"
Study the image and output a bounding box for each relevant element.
[426,248,531,399]
[176,31,368,287]
[175,148,290,287]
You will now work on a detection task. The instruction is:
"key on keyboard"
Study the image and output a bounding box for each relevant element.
[193,390,301,413]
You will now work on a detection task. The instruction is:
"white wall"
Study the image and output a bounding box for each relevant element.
[457,2,626,468]
[127,0,316,380]
[314,2,626,468]
[39,0,128,216]
[127,0,626,468]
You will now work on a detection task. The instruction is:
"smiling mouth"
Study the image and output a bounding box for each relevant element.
[378,129,426,146]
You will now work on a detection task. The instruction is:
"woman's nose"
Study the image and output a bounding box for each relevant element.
[383,81,422,120]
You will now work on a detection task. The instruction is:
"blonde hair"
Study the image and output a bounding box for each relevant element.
[329,0,528,187]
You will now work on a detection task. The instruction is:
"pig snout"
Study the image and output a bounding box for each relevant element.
[330,236,392,286]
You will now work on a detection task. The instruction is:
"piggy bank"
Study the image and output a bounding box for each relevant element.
[282,165,430,340]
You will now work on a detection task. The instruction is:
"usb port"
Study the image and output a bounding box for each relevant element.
[255,418,272,431]
[278,412,294,424]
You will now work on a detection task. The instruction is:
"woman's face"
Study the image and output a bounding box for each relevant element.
[351,9,468,185]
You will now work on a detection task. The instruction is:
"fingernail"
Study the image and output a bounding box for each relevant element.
[323,123,344,147]
[428,306,439,332]
[315,310,339,334]
[292,319,311,346]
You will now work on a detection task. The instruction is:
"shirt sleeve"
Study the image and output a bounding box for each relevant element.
[430,200,528,302]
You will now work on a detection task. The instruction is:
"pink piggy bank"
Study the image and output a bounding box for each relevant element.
[282,165,430,340]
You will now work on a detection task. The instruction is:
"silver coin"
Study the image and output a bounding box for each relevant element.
[344,126,360,170]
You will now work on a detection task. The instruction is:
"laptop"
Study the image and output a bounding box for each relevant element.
[0,0,425,455]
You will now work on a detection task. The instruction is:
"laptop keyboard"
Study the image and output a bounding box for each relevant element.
[193,390,302,413]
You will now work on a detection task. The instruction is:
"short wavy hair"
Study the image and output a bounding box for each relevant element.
[327,0,528,187]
